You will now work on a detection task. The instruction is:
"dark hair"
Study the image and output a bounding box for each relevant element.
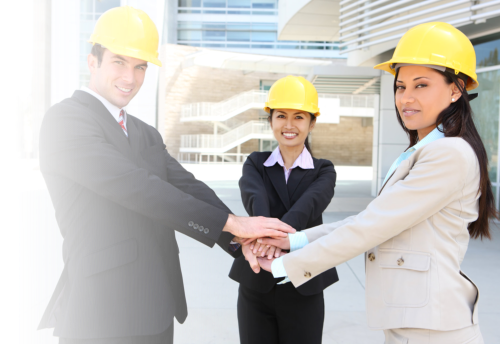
[269,109,316,155]
[393,68,498,240]
[91,44,105,67]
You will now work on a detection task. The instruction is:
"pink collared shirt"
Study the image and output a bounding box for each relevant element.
[264,146,314,183]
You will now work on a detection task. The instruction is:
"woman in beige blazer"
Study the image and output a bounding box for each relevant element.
[254,22,497,344]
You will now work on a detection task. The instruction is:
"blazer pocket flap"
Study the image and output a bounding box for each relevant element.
[81,239,138,278]
[378,249,430,271]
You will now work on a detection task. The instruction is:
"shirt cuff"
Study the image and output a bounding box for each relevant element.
[271,256,288,278]
[289,232,309,252]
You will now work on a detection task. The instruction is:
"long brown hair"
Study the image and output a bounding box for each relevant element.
[393,68,498,240]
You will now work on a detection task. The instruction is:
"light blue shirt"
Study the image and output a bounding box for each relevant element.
[271,125,445,281]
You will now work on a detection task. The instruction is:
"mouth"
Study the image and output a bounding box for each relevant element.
[402,108,420,116]
[282,132,299,140]
[116,86,133,94]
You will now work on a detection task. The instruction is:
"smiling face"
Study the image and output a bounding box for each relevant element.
[270,109,315,149]
[87,49,148,108]
[395,65,462,138]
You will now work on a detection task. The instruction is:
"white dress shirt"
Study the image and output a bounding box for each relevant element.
[81,86,127,133]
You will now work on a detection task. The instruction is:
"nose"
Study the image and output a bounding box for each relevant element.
[121,65,135,85]
[284,117,294,129]
[399,88,415,106]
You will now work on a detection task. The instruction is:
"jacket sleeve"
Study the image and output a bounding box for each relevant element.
[280,161,336,230]
[163,151,241,257]
[283,139,475,288]
[39,107,229,249]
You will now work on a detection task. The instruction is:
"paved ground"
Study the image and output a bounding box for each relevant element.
[7,165,499,344]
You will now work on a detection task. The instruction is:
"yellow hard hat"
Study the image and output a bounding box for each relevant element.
[89,6,162,67]
[374,22,478,91]
[264,76,320,116]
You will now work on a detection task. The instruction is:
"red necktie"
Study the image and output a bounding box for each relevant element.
[118,110,128,137]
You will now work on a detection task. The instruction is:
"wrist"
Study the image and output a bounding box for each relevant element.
[223,214,236,233]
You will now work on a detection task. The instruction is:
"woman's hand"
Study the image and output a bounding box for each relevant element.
[256,236,291,251]
[251,241,283,259]
[242,241,260,273]
[257,250,287,273]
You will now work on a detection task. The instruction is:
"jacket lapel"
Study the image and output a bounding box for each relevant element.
[265,164,291,210]
[378,159,412,196]
[287,167,310,199]
[73,90,131,142]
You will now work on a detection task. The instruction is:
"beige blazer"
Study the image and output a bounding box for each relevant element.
[284,137,480,331]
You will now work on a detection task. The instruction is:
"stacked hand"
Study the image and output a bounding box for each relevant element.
[234,235,291,274]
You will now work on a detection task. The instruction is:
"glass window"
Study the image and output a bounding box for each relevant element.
[178,22,203,29]
[178,30,202,41]
[227,23,251,31]
[179,0,202,6]
[473,34,500,68]
[471,69,500,184]
[252,23,277,31]
[227,31,250,41]
[202,23,226,29]
[252,0,276,8]
[251,31,276,42]
[80,0,93,13]
[203,30,226,41]
[203,0,226,7]
[228,0,251,7]
[95,0,120,13]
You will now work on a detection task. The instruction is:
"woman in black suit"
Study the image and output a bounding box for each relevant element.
[229,76,339,344]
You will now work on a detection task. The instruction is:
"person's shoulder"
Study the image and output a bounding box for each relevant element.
[422,137,476,163]
[312,156,334,169]
[247,151,272,163]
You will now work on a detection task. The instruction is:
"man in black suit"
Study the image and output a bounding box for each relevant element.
[38,6,293,344]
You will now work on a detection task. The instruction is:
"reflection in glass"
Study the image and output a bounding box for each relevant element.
[95,0,120,13]
[474,35,500,68]
[179,0,202,6]
[471,70,500,186]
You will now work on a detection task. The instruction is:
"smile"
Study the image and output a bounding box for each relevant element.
[282,132,298,139]
[116,86,132,93]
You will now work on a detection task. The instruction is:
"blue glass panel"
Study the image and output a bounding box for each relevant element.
[203,0,226,7]
[178,22,203,29]
[251,44,274,48]
[179,0,202,6]
[203,23,226,29]
[95,0,120,13]
[80,0,93,13]
[228,10,251,14]
[228,0,251,7]
[251,23,277,31]
[251,31,276,42]
[178,30,202,41]
[227,43,251,48]
[203,30,226,41]
[475,38,500,68]
[227,23,252,30]
[202,43,226,47]
[227,31,251,41]
[252,0,276,8]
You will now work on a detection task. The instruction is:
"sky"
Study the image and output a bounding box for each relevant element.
[14,0,33,100]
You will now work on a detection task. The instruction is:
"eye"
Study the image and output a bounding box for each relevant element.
[114,60,123,65]
[416,84,427,88]
[277,114,285,118]
[295,115,304,119]
[396,85,405,90]
[136,66,146,71]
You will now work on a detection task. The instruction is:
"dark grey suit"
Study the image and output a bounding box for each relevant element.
[38,91,240,341]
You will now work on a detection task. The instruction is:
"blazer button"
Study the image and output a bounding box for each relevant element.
[368,252,375,261]
[193,224,199,230]
[397,258,405,266]
[188,221,194,227]
[304,272,312,278]
[204,228,210,234]
[199,225,204,232]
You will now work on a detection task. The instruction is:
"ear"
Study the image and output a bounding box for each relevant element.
[309,117,316,131]
[450,79,464,102]
[88,53,98,75]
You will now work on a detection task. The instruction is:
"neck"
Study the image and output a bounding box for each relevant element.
[279,144,305,169]
[417,124,437,141]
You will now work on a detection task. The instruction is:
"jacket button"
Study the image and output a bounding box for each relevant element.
[397,258,404,266]
[188,221,194,227]
[193,224,199,230]
[204,228,210,234]
[304,272,311,278]
[199,225,204,232]
[368,252,375,261]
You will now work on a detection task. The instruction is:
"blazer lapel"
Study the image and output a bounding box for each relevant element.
[378,159,412,196]
[265,164,291,210]
[73,90,131,140]
[287,167,310,199]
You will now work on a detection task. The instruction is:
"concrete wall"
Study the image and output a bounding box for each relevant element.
[310,118,373,166]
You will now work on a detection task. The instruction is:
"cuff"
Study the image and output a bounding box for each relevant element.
[271,256,288,278]
[289,232,309,252]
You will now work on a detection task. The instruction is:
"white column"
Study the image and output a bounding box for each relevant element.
[372,73,408,196]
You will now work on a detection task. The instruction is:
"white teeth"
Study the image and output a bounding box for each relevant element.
[283,133,298,138]
[117,86,132,92]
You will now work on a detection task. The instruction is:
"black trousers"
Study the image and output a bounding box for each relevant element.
[237,283,325,344]
[59,321,174,344]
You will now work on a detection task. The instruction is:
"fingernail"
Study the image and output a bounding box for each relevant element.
[250,245,254,249]
[257,239,262,243]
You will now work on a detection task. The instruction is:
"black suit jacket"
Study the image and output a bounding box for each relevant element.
[38,91,240,339]
[229,151,339,296]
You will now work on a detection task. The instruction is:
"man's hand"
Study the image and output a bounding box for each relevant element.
[223,215,295,239]
[242,241,260,273]
[251,241,282,259]
[256,236,291,251]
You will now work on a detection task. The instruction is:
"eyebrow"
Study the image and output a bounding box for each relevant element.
[396,76,430,83]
